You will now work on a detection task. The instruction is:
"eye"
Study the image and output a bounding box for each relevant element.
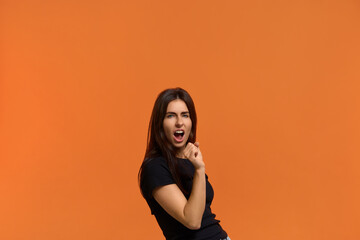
[166,114,174,118]
[182,114,189,118]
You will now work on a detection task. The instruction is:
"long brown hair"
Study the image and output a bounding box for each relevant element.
[138,87,197,198]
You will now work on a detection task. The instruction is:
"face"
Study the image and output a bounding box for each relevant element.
[163,99,192,154]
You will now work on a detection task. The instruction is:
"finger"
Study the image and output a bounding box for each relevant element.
[185,143,191,150]
[184,148,191,158]
[187,142,194,148]
[186,145,196,159]
[191,145,198,157]
[184,144,192,156]
[194,142,200,148]
[190,145,197,153]
[186,145,197,157]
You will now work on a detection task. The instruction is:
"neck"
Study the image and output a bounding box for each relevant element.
[175,146,186,158]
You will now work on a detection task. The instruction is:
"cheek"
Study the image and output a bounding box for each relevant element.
[163,120,172,135]
[188,118,192,126]
[186,119,192,131]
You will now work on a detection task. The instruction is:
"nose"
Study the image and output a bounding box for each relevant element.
[175,116,184,127]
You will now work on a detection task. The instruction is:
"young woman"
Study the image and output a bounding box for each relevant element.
[138,88,230,240]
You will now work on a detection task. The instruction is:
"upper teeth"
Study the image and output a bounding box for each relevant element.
[176,130,183,133]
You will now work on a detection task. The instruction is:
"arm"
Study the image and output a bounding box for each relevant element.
[153,142,206,230]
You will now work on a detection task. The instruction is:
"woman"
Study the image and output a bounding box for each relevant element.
[138,87,230,240]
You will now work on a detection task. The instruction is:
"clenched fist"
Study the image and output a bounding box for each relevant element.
[183,142,205,170]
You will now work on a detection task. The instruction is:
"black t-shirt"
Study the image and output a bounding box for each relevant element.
[141,156,228,240]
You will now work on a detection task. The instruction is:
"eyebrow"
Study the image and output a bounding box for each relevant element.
[166,111,189,115]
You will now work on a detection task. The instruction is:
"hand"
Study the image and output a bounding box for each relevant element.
[183,142,205,170]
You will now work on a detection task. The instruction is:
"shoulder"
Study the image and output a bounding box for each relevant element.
[142,156,173,180]
[141,156,175,199]
[143,156,168,171]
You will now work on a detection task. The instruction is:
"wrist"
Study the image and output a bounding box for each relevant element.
[195,167,205,173]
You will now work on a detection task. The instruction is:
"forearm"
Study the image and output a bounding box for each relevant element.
[183,167,206,229]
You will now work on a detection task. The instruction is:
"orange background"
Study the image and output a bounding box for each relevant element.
[1,0,359,239]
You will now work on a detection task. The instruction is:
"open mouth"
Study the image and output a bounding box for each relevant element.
[173,129,185,143]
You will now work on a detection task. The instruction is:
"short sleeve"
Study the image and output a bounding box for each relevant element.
[142,157,175,199]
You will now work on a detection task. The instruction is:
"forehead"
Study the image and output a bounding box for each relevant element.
[166,99,189,112]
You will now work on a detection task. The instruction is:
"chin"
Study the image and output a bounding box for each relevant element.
[173,143,185,148]
[172,142,186,149]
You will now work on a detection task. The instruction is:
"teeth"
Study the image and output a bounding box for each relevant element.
[175,130,184,133]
